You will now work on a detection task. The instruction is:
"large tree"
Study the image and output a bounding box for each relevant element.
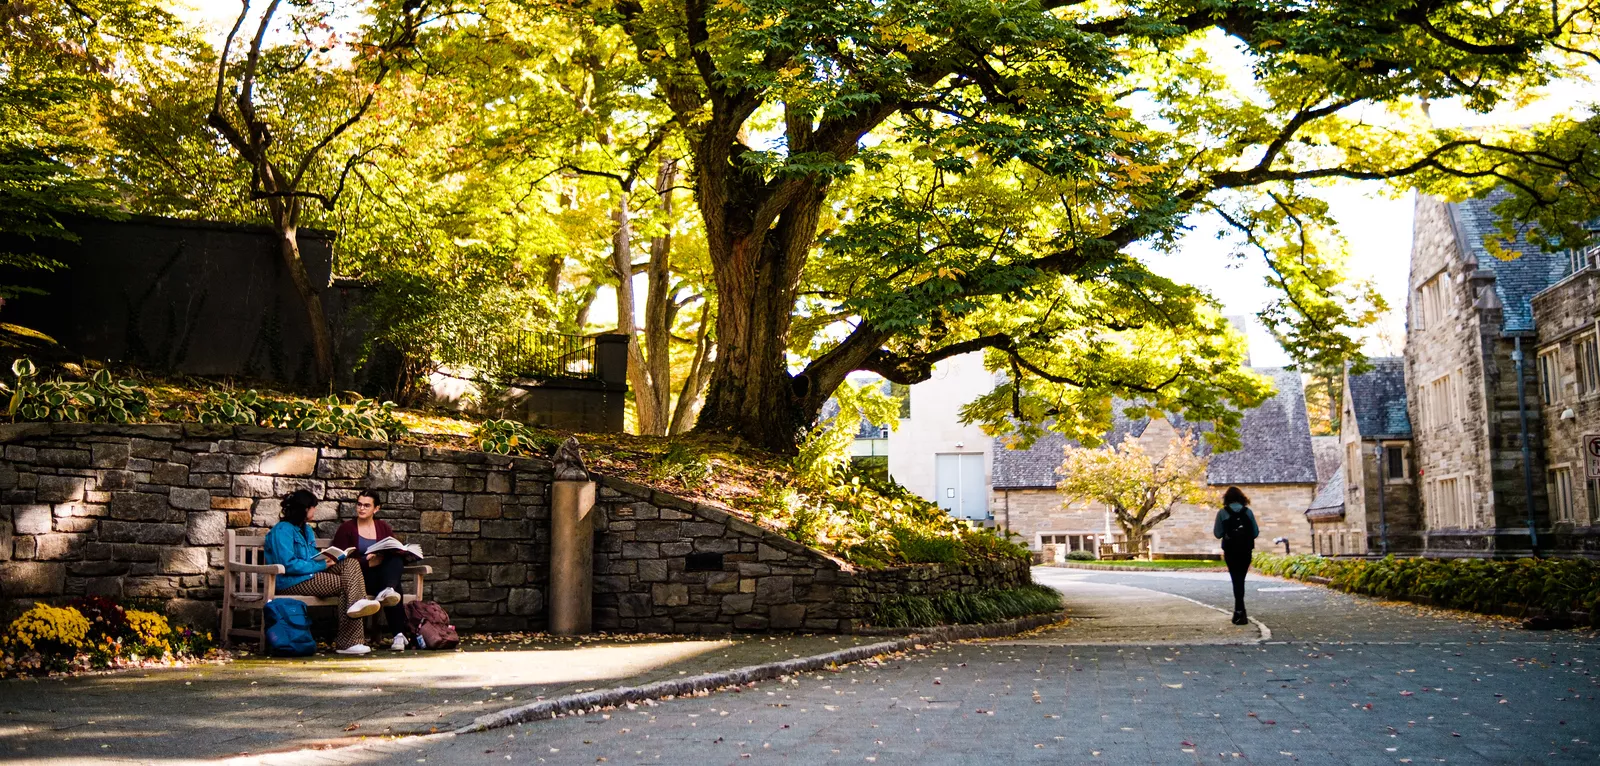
[1058,432,1212,558]
[599,0,1600,452]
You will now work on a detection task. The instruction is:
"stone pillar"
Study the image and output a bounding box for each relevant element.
[550,480,596,634]
[549,437,595,635]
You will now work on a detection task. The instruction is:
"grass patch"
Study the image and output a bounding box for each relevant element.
[871,584,1063,629]
[1064,559,1223,569]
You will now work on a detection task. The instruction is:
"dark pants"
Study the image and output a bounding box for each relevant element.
[359,554,409,636]
[1223,545,1253,613]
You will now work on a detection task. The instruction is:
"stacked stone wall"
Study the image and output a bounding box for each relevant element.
[0,423,1033,633]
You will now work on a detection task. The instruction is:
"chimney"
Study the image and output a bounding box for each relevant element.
[1224,315,1252,367]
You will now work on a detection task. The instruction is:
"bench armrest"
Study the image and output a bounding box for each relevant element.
[228,563,286,575]
[403,565,432,575]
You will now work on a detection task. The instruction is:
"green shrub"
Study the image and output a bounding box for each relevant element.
[871,585,1063,628]
[1253,553,1600,623]
[475,419,562,456]
[1065,550,1097,561]
[197,388,408,441]
[3,360,150,423]
[1,597,217,677]
[893,528,965,564]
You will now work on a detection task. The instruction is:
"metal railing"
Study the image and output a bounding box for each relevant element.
[455,329,599,381]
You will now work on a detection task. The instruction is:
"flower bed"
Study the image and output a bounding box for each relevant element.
[2,597,220,677]
[1252,553,1600,624]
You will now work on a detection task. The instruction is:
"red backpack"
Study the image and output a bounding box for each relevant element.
[404,600,459,650]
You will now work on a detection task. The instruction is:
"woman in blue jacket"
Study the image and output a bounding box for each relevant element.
[1213,486,1259,626]
[263,489,382,654]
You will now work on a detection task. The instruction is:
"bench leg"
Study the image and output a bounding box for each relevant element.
[220,594,233,649]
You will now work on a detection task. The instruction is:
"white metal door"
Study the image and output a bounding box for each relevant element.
[935,453,986,519]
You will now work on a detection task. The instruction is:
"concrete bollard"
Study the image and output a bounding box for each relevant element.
[549,480,596,635]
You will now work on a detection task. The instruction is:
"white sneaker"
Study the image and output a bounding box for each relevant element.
[376,587,401,607]
[390,633,407,651]
[336,643,372,655]
[346,599,382,619]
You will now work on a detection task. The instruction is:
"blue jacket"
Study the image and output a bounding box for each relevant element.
[263,521,327,589]
[1212,505,1260,546]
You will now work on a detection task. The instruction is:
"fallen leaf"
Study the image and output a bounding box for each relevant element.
[343,723,361,732]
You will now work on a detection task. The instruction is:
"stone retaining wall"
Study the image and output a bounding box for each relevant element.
[0,423,1031,634]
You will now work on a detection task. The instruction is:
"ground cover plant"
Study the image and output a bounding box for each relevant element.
[871,585,1064,629]
[1253,553,1600,624]
[1,596,219,677]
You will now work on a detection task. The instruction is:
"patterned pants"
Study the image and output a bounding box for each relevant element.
[280,556,366,649]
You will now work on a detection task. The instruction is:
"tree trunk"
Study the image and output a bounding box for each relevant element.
[269,201,334,387]
[610,193,663,435]
[669,300,715,435]
[639,159,677,434]
[692,186,828,453]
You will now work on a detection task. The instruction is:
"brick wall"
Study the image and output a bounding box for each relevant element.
[0,423,1032,633]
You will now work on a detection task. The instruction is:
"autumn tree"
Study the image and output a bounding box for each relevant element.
[592,0,1600,453]
[1058,432,1212,558]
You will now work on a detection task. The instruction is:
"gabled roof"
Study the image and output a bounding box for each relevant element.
[992,368,1318,488]
[1346,357,1411,438]
[1449,193,1570,333]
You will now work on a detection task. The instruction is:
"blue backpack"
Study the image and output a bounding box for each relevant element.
[263,599,317,657]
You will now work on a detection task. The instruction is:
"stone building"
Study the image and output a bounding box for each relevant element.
[991,368,1318,557]
[1526,239,1600,556]
[1403,193,1566,556]
[1309,358,1421,556]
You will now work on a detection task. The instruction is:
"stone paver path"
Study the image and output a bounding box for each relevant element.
[1012,569,1262,645]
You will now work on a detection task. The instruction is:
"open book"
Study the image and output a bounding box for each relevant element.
[320,546,355,561]
[365,537,425,561]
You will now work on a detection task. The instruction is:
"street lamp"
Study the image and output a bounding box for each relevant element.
[1373,443,1390,556]
[1272,536,1290,555]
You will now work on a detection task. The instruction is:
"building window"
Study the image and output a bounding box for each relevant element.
[1578,334,1600,398]
[1550,467,1576,523]
[1538,347,1561,405]
[1041,533,1098,553]
[1427,475,1475,529]
[1422,373,1461,431]
[1384,443,1410,482]
[1417,273,1449,330]
[1346,442,1360,485]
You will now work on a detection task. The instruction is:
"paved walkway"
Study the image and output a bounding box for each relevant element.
[0,633,880,764]
[1014,569,1262,645]
[375,568,1600,766]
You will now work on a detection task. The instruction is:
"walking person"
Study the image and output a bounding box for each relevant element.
[331,490,414,651]
[263,489,382,655]
[1213,486,1259,625]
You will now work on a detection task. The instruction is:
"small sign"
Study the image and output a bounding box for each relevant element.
[1585,434,1600,478]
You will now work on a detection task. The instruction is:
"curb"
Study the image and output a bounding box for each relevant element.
[1050,562,1228,573]
[454,611,1065,734]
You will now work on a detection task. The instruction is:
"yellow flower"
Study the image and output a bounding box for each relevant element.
[4,603,89,651]
[124,610,172,648]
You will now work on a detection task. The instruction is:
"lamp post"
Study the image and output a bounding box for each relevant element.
[1373,443,1390,556]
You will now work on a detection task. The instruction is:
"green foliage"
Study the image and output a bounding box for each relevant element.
[891,528,965,565]
[2,360,149,424]
[794,381,900,487]
[646,442,714,488]
[475,419,563,457]
[872,585,1063,629]
[196,388,407,442]
[1253,553,1600,623]
[1065,550,1098,561]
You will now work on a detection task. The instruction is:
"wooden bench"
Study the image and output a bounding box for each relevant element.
[1097,542,1141,561]
[222,529,432,650]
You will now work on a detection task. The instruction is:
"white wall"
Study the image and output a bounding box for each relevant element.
[886,352,996,515]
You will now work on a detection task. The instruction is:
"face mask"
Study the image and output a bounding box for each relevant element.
[1228,502,1243,511]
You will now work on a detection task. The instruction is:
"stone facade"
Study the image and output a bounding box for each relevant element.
[1322,360,1423,556]
[1527,267,1600,555]
[994,483,1314,557]
[0,422,1031,633]
[1405,195,1553,556]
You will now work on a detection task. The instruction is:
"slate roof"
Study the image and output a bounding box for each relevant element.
[992,368,1319,488]
[1346,357,1411,438]
[1449,193,1570,333]
[1306,472,1345,515]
